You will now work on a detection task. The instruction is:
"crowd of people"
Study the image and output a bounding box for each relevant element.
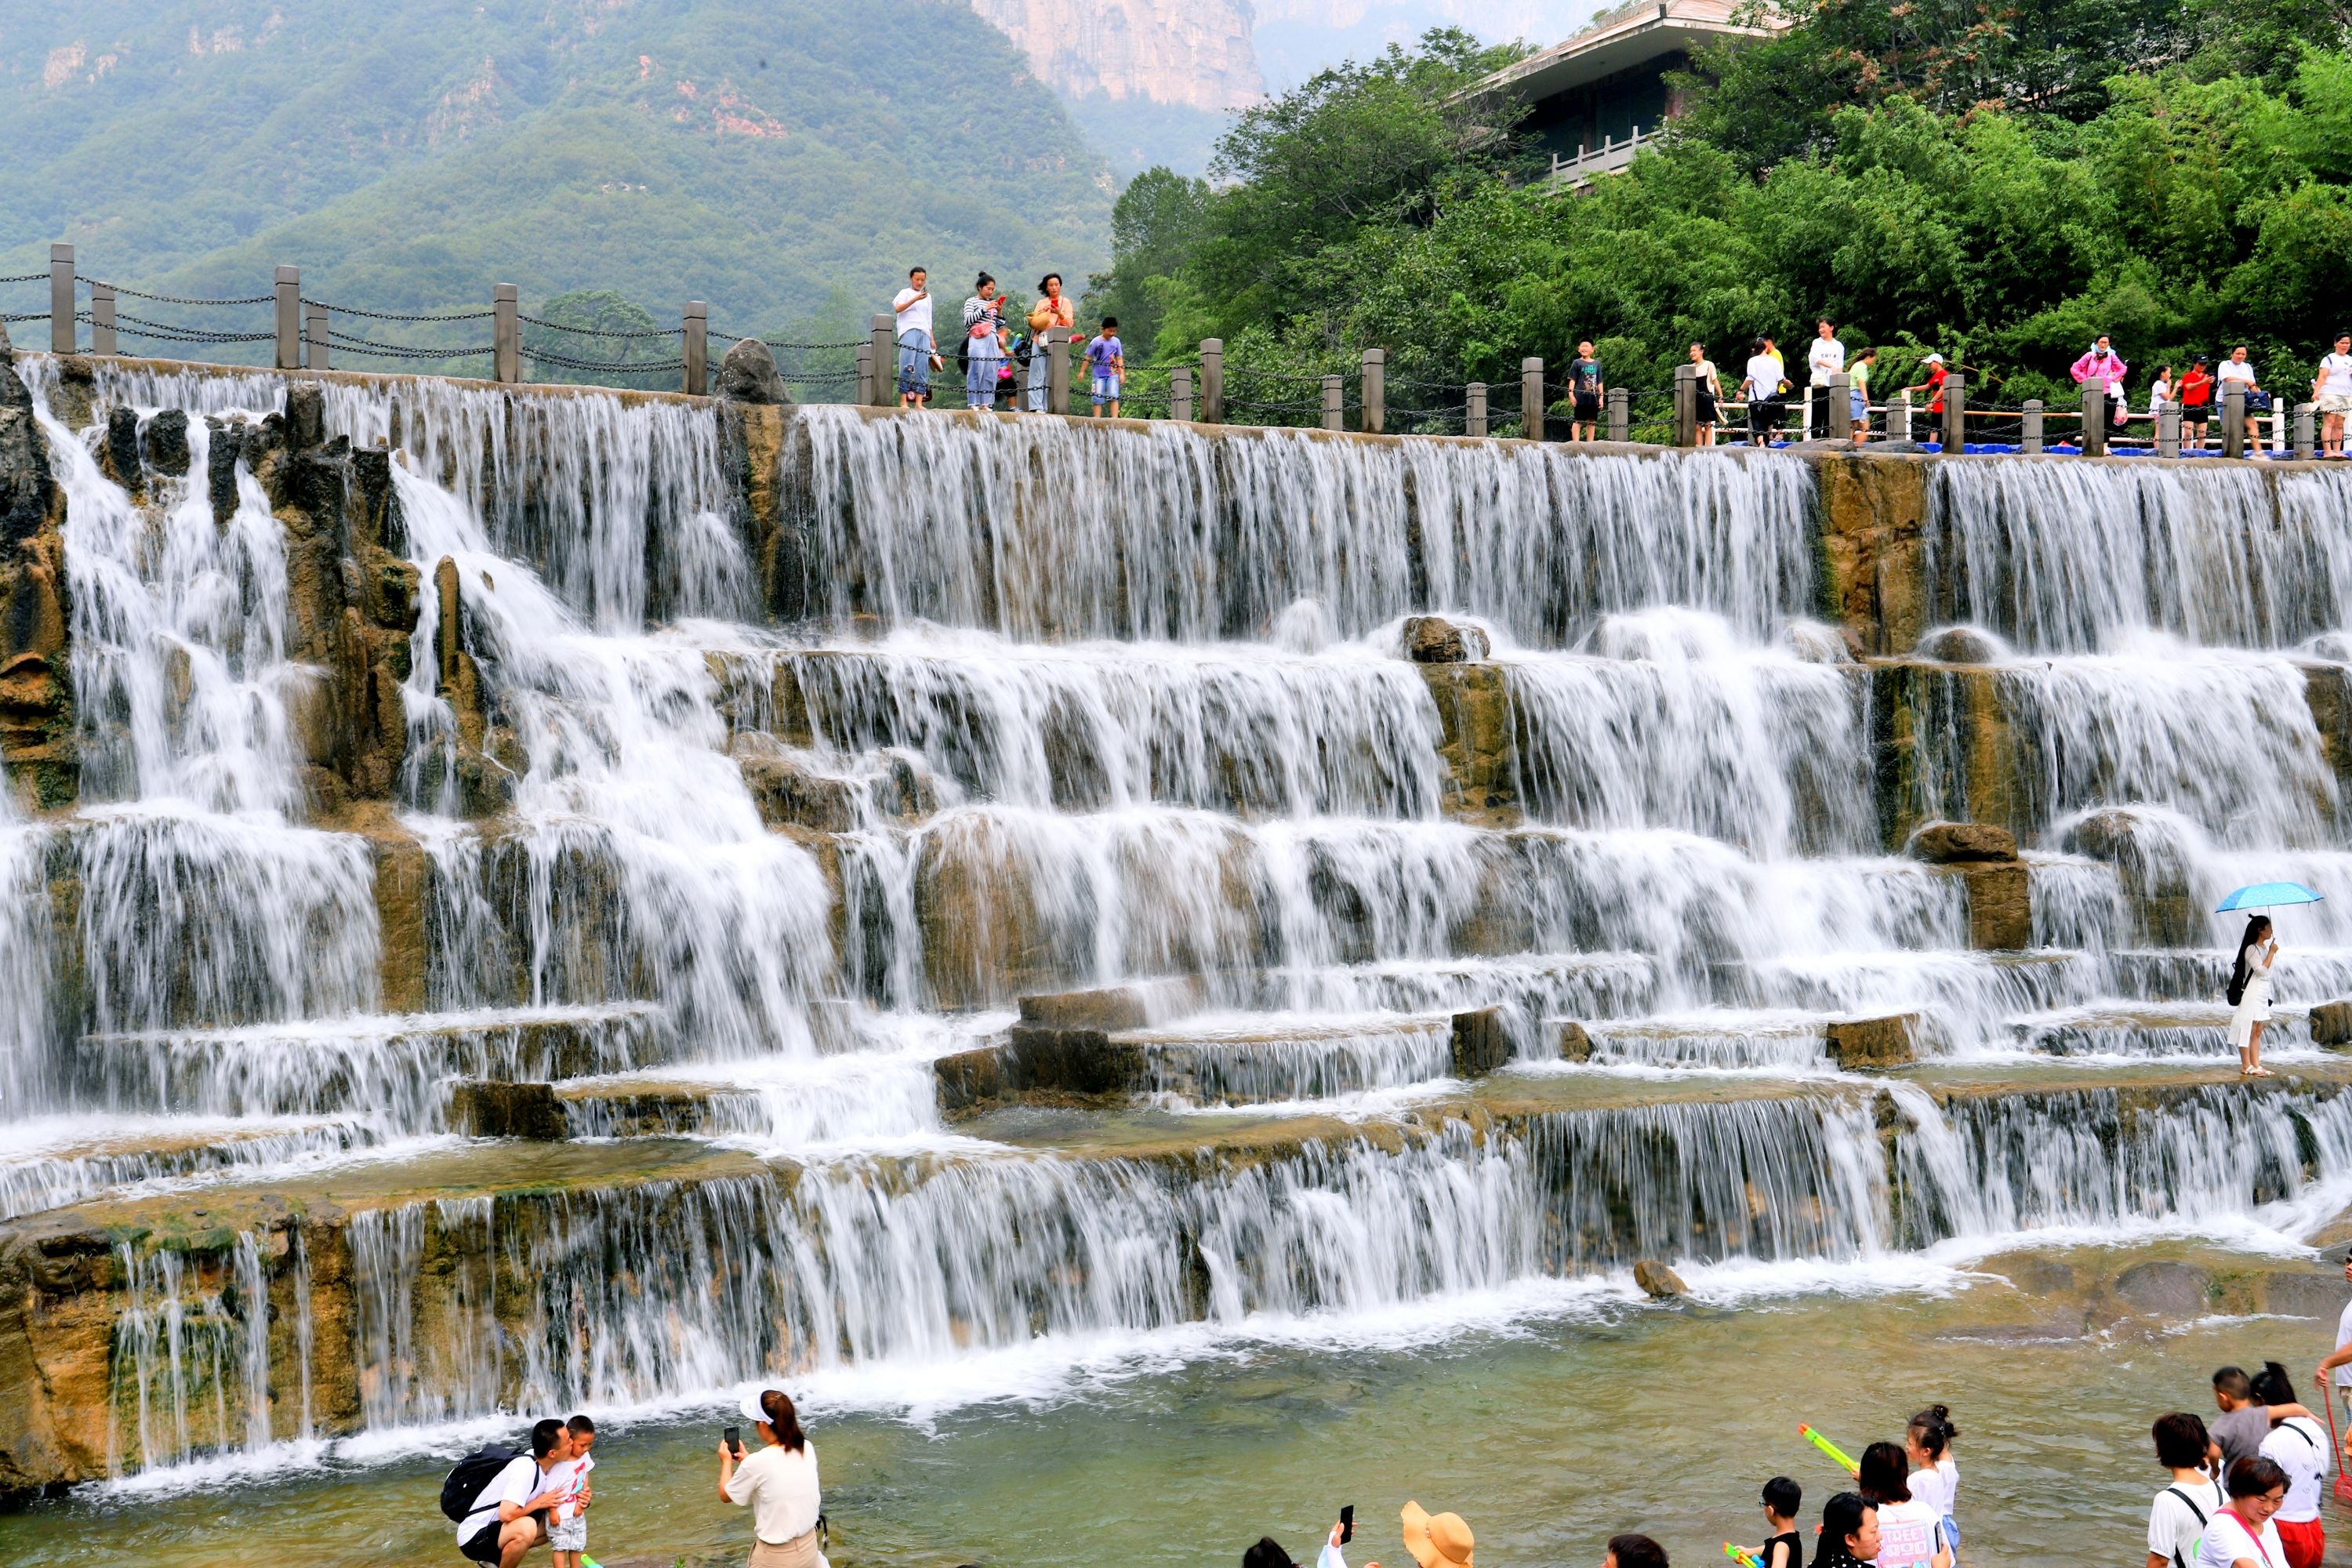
[889,267,1123,417]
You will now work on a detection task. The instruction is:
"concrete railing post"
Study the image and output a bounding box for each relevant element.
[89,281,116,357]
[1827,373,1849,442]
[1605,384,1629,442]
[684,301,708,397]
[1889,390,1911,444]
[2296,401,2317,461]
[869,315,895,409]
[1672,363,1697,447]
[2021,398,2042,455]
[1200,339,1223,425]
[1171,366,1194,423]
[493,284,520,384]
[1047,328,1073,416]
[1521,357,1545,441]
[855,343,874,407]
[2080,380,2107,456]
[2222,383,2247,459]
[1942,373,1967,452]
[49,243,74,354]
[1467,382,1488,438]
[274,266,302,370]
[1320,374,1344,431]
[2272,401,2287,456]
[306,299,329,372]
[2158,401,2181,459]
[1361,347,1385,435]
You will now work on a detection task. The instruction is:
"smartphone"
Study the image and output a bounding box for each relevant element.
[724,1425,742,1458]
[1339,1506,1355,1545]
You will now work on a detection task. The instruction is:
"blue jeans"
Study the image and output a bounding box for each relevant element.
[966,353,1000,408]
[896,329,932,397]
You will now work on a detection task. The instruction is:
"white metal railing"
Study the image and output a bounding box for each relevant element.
[1548,125,1651,183]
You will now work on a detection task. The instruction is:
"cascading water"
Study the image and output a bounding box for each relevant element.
[11,364,2352,1501]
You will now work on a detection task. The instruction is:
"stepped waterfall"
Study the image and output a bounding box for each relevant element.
[7,357,2352,1559]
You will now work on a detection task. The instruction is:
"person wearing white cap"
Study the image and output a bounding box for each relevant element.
[1900,353,1948,437]
[717,1388,823,1568]
[1402,1501,1473,1568]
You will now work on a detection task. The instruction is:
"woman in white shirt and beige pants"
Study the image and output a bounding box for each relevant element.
[720,1389,825,1568]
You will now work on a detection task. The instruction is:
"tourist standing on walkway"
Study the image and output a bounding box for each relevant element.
[2227,916,2278,1077]
[1807,319,1845,439]
[2072,336,2130,430]
[1745,337,1786,446]
[1026,274,1076,412]
[2151,365,2174,436]
[1570,342,1604,441]
[892,268,939,409]
[1690,342,1722,445]
[2151,1412,2227,1568]
[2181,358,2216,451]
[961,275,1007,411]
[1901,354,1947,439]
[719,1389,823,1568]
[1849,348,1875,444]
[2316,335,2352,458]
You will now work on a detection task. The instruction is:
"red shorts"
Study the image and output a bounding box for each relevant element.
[2275,1515,2323,1568]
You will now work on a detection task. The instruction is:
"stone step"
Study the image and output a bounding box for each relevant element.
[2009,1001,2321,1058]
[0,1115,391,1224]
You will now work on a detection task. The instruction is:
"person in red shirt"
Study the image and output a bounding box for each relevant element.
[2178,358,2215,452]
[1900,353,1949,439]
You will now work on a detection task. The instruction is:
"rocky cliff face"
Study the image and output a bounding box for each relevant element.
[970,0,1262,109]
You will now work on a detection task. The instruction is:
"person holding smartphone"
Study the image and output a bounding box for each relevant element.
[718,1388,822,1568]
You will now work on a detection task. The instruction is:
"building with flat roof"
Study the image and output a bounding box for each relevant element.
[1482,0,1786,184]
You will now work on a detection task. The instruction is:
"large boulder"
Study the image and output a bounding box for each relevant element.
[1906,821,2019,864]
[448,1080,567,1139]
[142,409,191,477]
[2314,1001,2352,1047]
[0,355,53,550]
[1402,615,1490,664]
[1825,1013,1918,1070]
[1919,625,2006,664]
[1449,1006,1515,1076]
[1633,1259,1689,1299]
[2114,1259,2211,1317]
[718,339,791,406]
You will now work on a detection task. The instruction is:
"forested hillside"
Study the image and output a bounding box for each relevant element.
[0,0,1113,344]
[1089,0,2352,419]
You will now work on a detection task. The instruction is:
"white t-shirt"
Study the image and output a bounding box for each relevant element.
[1936,1456,1958,1513]
[1808,336,1846,383]
[1745,355,1783,401]
[1871,1496,1943,1568]
[546,1451,595,1523]
[724,1440,822,1544]
[2151,1477,2227,1568]
[459,1454,544,1544]
[892,287,933,339]
[2261,1415,2328,1523]
[2218,360,2258,387]
[2196,1508,2285,1568]
[2320,353,2352,397]
[1904,1466,1948,1519]
[2335,1297,2352,1388]
[2150,376,2172,413]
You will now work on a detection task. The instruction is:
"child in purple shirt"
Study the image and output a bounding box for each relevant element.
[1084,318,1124,418]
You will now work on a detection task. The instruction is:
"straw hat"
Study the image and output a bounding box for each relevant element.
[1401,1501,1474,1568]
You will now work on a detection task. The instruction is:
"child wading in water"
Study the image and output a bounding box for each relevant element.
[1748,1474,1802,1568]
[1908,1406,1959,1559]
[549,1413,597,1568]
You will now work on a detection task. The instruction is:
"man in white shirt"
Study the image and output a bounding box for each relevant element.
[2311,1253,2352,1457]
[2218,346,2264,449]
[2311,332,2352,458]
[1744,336,1785,447]
[1806,318,1846,439]
[459,1418,575,1568]
[891,267,939,409]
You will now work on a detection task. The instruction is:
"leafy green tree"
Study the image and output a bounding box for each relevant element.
[523,290,677,390]
[1083,168,1211,358]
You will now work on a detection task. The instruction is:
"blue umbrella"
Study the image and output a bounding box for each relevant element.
[2215,881,2326,913]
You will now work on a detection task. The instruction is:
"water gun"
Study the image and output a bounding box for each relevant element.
[1723,1544,1761,1568]
[1799,1422,1860,1476]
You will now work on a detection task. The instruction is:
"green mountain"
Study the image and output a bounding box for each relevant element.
[0,0,1114,358]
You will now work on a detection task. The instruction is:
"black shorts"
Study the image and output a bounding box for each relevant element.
[1697,389,1719,423]
[1573,393,1600,422]
[461,1522,505,1564]
[2180,401,2210,424]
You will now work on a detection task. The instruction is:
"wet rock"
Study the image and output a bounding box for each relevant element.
[1017,982,1202,1032]
[1825,1013,1918,1070]
[737,751,858,833]
[1920,626,2005,664]
[1999,1255,2077,1297]
[1558,1021,1594,1062]
[1449,1007,1515,1076]
[142,410,191,477]
[283,382,326,450]
[1401,615,1490,664]
[718,339,789,406]
[933,1046,1005,1114]
[1907,821,2019,864]
[1810,451,1928,655]
[1962,861,2032,950]
[448,1080,568,1140]
[2260,1269,2347,1319]
[103,406,142,494]
[1633,1259,1688,1299]
[1419,662,1517,825]
[2114,1259,2211,1317]
[2313,1001,2352,1047]
[205,419,245,524]
[1003,1025,1145,1097]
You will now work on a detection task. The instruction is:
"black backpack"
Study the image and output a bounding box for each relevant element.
[441,1443,523,1523]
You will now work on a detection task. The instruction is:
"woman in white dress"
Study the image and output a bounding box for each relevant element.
[2228,914,2278,1076]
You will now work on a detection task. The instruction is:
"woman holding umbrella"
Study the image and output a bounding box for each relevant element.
[2228,914,2279,1076]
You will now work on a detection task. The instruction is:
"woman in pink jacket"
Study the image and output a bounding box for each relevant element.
[2071,336,2129,429]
